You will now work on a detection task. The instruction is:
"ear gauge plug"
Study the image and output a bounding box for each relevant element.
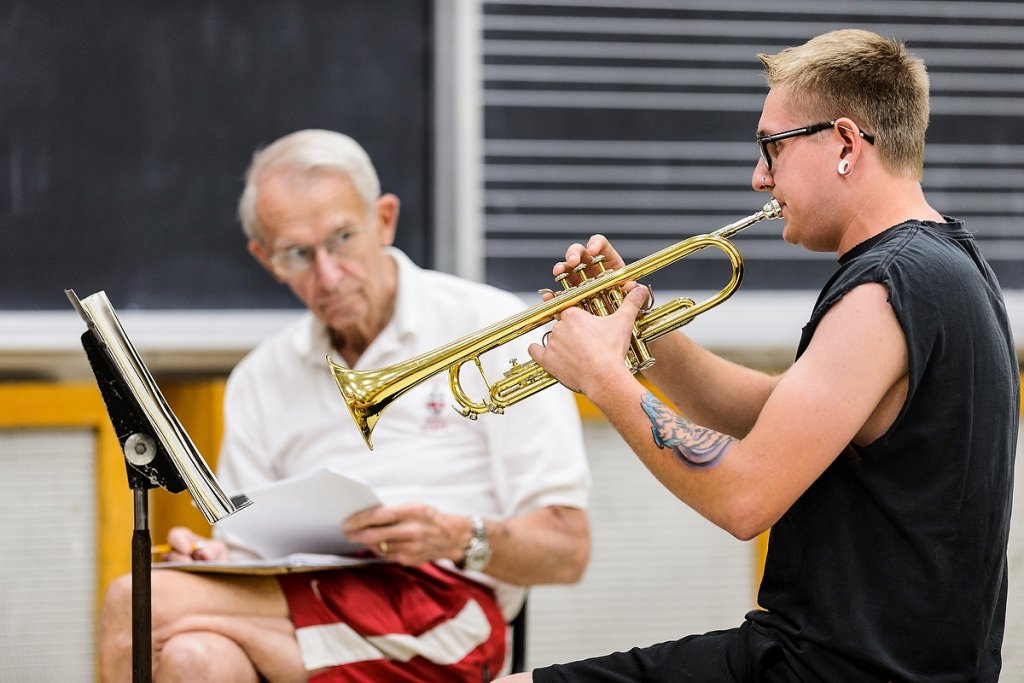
[837,159,852,175]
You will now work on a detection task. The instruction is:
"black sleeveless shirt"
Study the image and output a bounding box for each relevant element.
[748,219,1019,682]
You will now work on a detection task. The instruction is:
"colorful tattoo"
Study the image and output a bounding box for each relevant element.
[640,391,733,468]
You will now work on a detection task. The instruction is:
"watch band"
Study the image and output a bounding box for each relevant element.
[457,515,491,571]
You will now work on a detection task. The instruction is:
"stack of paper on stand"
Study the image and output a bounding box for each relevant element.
[156,467,384,574]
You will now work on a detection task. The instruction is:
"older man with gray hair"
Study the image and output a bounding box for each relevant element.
[99,129,592,683]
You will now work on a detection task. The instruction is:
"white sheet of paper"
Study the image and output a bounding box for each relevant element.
[214,467,382,559]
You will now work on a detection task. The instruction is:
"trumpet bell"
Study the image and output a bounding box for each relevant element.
[329,358,409,451]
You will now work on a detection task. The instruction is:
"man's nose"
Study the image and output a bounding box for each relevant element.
[751,162,773,192]
[312,248,345,286]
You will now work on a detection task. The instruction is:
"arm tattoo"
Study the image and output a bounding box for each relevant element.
[640,391,733,468]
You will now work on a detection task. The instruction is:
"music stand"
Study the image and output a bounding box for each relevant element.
[67,290,252,683]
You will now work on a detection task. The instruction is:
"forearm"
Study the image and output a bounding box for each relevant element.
[482,506,590,586]
[643,332,777,437]
[585,371,773,540]
[343,500,589,586]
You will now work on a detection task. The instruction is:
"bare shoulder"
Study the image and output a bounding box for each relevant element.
[817,282,904,346]
[796,280,908,401]
[829,281,893,316]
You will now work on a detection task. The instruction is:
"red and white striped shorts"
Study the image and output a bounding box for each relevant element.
[278,563,507,682]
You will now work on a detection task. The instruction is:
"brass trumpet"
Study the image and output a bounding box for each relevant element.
[330,199,782,450]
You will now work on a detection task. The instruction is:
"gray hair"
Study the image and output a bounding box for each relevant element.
[237,129,381,241]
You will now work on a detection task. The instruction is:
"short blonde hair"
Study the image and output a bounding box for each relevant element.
[237,129,381,241]
[758,29,930,179]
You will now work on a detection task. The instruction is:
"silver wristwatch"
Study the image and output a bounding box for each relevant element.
[458,515,491,571]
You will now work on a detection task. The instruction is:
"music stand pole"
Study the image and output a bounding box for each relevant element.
[120,430,162,683]
[132,486,154,683]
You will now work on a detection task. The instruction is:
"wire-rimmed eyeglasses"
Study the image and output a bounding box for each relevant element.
[756,120,875,171]
[268,227,366,277]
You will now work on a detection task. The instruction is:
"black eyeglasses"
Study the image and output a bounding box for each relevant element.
[756,120,875,170]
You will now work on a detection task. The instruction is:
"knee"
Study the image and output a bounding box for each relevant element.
[99,571,193,649]
[156,632,212,675]
[102,573,133,612]
[99,573,133,641]
[99,571,180,633]
[98,574,134,682]
[156,632,257,683]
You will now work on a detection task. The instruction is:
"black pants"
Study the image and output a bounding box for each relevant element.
[533,622,797,683]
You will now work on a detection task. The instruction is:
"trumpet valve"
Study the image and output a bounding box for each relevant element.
[555,272,571,291]
[572,262,589,282]
[591,255,607,273]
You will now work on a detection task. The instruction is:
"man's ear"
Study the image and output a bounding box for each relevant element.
[834,116,863,163]
[375,193,401,246]
[248,239,284,283]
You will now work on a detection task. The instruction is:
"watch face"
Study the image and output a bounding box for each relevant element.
[464,537,491,571]
[460,515,491,571]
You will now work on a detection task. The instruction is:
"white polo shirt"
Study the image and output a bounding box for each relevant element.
[215,248,591,617]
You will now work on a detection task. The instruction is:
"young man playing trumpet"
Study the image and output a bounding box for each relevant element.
[501,29,1018,682]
